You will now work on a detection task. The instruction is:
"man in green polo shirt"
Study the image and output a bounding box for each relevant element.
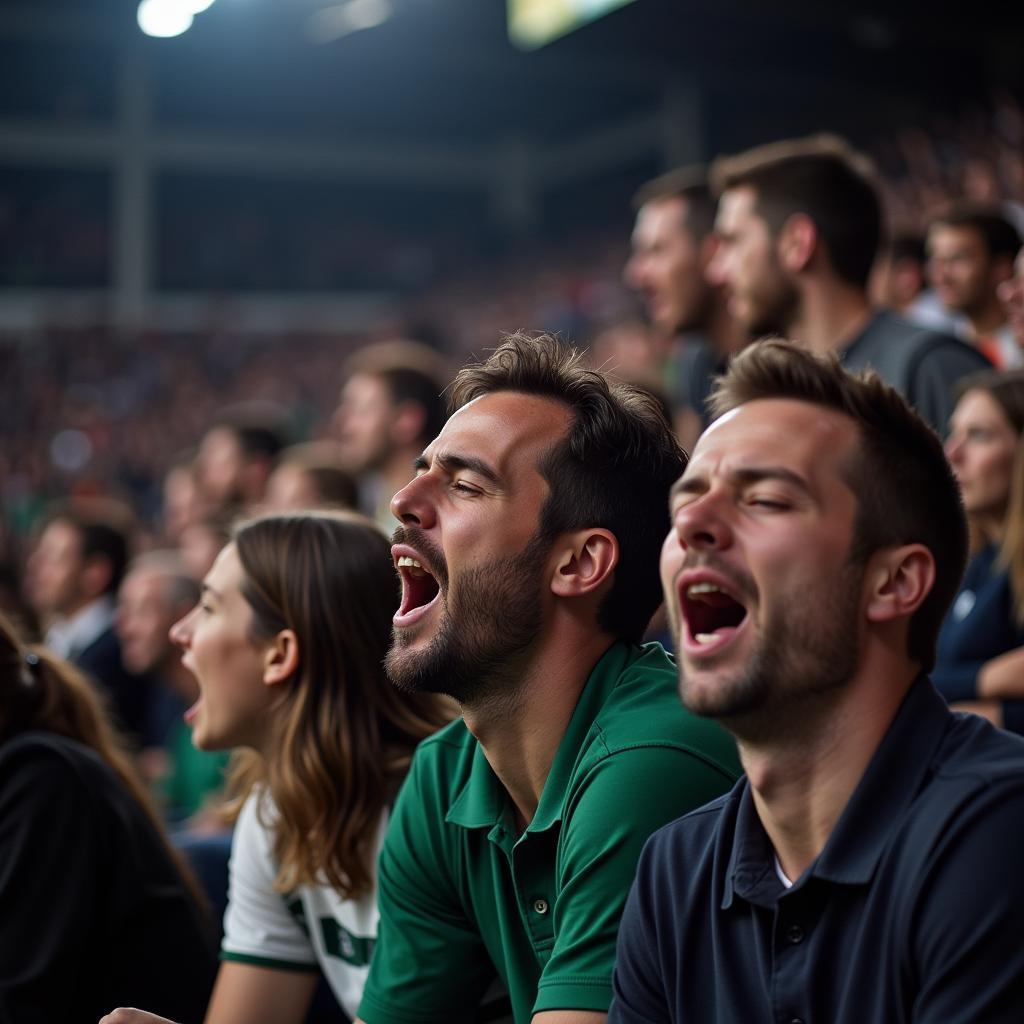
[357,332,740,1024]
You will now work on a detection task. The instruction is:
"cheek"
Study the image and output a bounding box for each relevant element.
[660,531,683,594]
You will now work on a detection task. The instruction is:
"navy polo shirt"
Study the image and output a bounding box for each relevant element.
[609,676,1024,1024]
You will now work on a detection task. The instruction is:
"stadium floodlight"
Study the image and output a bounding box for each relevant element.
[508,0,638,50]
[306,0,392,45]
[137,0,195,38]
[182,0,217,12]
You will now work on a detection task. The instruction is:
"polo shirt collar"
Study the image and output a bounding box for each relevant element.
[722,675,951,907]
[445,640,627,835]
[812,675,949,885]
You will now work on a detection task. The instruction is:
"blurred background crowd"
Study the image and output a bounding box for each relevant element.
[3,0,1024,950]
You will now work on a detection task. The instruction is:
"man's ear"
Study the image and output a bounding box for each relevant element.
[549,529,618,599]
[864,544,935,625]
[263,628,300,687]
[778,213,817,274]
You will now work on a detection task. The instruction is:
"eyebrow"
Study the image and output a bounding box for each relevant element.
[670,465,814,508]
[415,451,504,488]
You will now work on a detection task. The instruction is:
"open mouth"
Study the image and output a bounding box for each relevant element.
[680,579,748,656]
[394,550,442,627]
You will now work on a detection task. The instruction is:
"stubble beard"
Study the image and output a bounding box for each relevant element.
[385,530,550,709]
[678,559,864,744]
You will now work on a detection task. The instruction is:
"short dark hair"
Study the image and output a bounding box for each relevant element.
[930,205,1022,263]
[709,340,967,671]
[343,340,448,448]
[632,165,717,241]
[450,332,687,643]
[213,404,289,463]
[278,442,359,510]
[711,134,882,289]
[47,499,134,596]
[885,233,926,266]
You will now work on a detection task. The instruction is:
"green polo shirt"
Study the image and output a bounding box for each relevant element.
[359,641,740,1024]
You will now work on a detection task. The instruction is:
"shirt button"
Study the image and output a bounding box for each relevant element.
[532,898,549,915]
[788,1018,805,1024]
[786,924,805,944]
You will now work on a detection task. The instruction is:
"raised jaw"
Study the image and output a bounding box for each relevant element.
[393,550,441,627]
[679,578,749,658]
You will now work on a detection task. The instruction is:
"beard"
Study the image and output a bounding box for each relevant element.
[385,525,549,707]
[742,264,801,339]
[677,555,863,742]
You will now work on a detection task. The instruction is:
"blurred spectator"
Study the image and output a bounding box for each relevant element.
[927,205,1023,367]
[333,341,448,531]
[0,611,216,1022]
[625,167,747,449]
[178,515,233,582]
[196,403,290,518]
[936,370,1024,732]
[708,134,991,434]
[25,498,154,744]
[161,449,209,546]
[870,233,959,332]
[117,551,230,820]
[999,245,1024,350]
[263,441,359,513]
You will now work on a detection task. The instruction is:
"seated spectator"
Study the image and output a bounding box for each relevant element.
[927,205,1023,367]
[196,404,290,518]
[263,441,359,513]
[101,511,453,1024]
[25,498,154,744]
[610,341,1024,1023]
[333,340,448,532]
[178,514,233,582]
[0,611,216,1023]
[707,134,992,435]
[117,551,230,820]
[937,369,1024,732]
[161,450,209,546]
[998,243,1024,349]
[869,233,959,332]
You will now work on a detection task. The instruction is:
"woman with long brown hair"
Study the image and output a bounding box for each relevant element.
[103,511,452,1024]
[0,611,217,1023]
[936,368,1024,731]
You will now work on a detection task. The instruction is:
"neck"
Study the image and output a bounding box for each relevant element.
[736,657,915,882]
[462,628,614,833]
[966,299,1008,338]
[974,512,1005,547]
[787,280,873,356]
[705,294,748,357]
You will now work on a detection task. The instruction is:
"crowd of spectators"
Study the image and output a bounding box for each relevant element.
[3,96,1024,1024]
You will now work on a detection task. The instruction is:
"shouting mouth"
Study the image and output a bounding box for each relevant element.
[393,545,442,628]
[679,574,749,658]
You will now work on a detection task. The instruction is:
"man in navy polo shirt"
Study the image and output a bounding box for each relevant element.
[610,340,1024,1023]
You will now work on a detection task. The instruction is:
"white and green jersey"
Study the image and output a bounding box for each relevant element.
[220,789,385,1019]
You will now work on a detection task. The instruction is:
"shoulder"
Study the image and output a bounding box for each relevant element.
[639,787,739,866]
[390,716,476,826]
[0,730,106,786]
[587,643,740,778]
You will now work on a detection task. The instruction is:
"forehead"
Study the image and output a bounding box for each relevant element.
[715,185,759,227]
[206,542,245,591]
[120,569,167,601]
[432,391,572,480]
[634,196,690,241]
[953,388,1010,426]
[688,398,859,487]
[41,519,80,552]
[929,223,983,253]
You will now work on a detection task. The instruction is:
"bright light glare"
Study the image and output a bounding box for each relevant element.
[183,0,217,13]
[307,0,392,45]
[137,0,194,38]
